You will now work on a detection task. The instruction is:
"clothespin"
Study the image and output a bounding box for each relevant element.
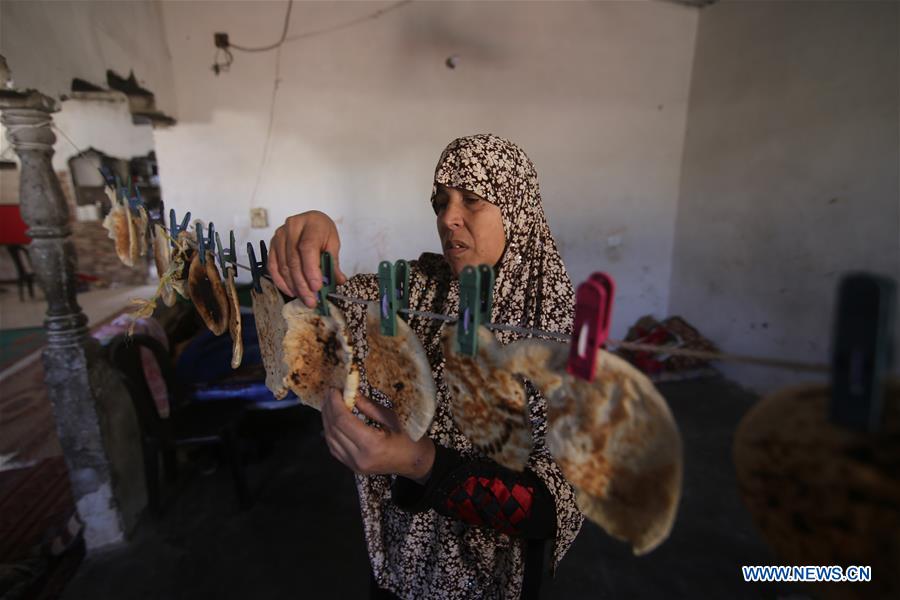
[169,209,191,248]
[215,230,238,275]
[566,273,615,382]
[98,166,116,188]
[830,272,897,432]
[194,221,212,265]
[456,265,494,356]
[317,251,335,316]
[478,265,494,322]
[395,260,410,322]
[247,240,268,293]
[378,261,398,336]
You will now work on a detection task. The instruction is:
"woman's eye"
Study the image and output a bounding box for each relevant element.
[432,199,447,214]
[463,195,481,205]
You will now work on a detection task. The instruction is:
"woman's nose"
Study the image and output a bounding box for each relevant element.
[439,201,464,230]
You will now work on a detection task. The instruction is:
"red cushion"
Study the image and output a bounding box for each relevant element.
[0,205,30,245]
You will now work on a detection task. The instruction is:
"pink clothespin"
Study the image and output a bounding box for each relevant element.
[566,273,616,381]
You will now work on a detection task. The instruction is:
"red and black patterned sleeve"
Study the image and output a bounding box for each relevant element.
[391,443,557,540]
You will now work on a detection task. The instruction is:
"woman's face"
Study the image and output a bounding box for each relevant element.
[433,183,506,276]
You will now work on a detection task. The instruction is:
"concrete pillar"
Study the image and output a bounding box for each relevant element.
[0,89,145,549]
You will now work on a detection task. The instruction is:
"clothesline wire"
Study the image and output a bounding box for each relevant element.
[204,250,828,373]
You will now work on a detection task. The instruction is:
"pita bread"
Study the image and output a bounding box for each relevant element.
[102,190,133,267]
[502,338,683,556]
[187,250,230,336]
[225,267,243,369]
[251,277,289,400]
[152,224,177,307]
[442,325,532,470]
[734,380,900,599]
[282,299,358,411]
[134,206,148,262]
[171,231,194,300]
[364,305,437,441]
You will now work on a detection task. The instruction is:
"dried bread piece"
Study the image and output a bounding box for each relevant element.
[187,250,230,336]
[282,299,357,410]
[442,325,532,470]
[364,306,436,441]
[251,277,289,400]
[152,224,177,307]
[102,187,134,267]
[225,267,243,369]
[502,337,683,556]
[171,231,194,300]
[734,380,900,600]
[133,206,148,263]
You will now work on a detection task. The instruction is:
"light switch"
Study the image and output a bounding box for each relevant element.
[250,208,268,228]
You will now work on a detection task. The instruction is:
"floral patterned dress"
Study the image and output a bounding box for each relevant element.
[332,134,583,599]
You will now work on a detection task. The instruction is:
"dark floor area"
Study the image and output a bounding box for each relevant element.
[61,377,806,600]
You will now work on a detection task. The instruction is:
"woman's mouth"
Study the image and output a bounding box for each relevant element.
[444,240,469,256]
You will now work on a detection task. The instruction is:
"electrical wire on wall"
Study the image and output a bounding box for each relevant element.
[209,0,415,218]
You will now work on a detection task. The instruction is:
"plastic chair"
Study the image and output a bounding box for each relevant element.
[107,334,251,513]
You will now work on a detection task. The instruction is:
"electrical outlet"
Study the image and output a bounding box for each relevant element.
[250,208,268,228]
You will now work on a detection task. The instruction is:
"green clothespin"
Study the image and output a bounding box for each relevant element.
[457,264,494,356]
[317,251,335,316]
[478,264,494,322]
[395,260,410,322]
[378,261,398,336]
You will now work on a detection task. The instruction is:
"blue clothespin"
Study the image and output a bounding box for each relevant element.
[456,265,494,356]
[247,241,268,293]
[216,230,238,275]
[98,166,116,188]
[830,272,897,432]
[195,222,216,265]
[169,209,191,248]
[378,261,398,336]
[317,252,335,316]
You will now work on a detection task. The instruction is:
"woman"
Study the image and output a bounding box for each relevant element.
[269,134,583,599]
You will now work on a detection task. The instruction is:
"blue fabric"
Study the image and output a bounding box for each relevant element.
[176,308,297,406]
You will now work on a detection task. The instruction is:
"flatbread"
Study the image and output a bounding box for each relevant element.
[171,231,194,300]
[187,250,229,336]
[102,188,133,267]
[152,224,177,307]
[734,380,900,599]
[365,305,437,441]
[503,338,683,556]
[282,299,358,410]
[251,277,289,400]
[442,325,532,470]
[134,206,148,262]
[225,267,243,369]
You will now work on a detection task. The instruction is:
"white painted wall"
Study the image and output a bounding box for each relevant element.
[52,94,156,171]
[670,1,900,392]
[154,0,699,338]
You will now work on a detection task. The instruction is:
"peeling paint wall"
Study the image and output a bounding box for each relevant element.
[670,1,900,392]
[153,0,699,338]
[0,0,176,115]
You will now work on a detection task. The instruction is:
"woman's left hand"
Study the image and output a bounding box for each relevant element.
[321,389,436,484]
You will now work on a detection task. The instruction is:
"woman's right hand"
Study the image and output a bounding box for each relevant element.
[268,211,347,307]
